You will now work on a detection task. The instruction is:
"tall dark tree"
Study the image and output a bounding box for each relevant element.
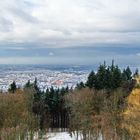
[34,77,39,91]
[86,71,96,89]
[104,67,112,89]
[96,63,107,89]
[111,65,122,89]
[134,68,139,77]
[76,82,85,90]
[25,80,31,88]
[32,77,47,130]
[8,81,17,93]
[33,78,41,101]
[122,66,132,81]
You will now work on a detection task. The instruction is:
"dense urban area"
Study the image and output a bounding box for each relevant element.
[0,65,88,92]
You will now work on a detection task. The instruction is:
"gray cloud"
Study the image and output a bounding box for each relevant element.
[1,0,140,66]
[0,0,140,48]
[0,17,13,32]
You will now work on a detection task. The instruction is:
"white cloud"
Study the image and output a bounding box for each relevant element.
[0,0,140,47]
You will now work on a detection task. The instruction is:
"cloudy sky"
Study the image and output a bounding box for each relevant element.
[0,0,140,67]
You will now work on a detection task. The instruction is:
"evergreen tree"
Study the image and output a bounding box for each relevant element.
[123,66,132,81]
[25,80,31,88]
[111,60,115,71]
[34,77,39,91]
[76,82,85,90]
[85,62,132,90]
[111,66,122,89]
[9,81,17,93]
[33,78,41,101]
[134,68,139,77]
[65,86,69,93]
[104,67,112,89]
[96,63,106,89]
[122,69,128,81]
[86,71,96,89]
[47,86,55,112]
[126,66,132,80]
[50,86,55,99]
[60,87,66,96]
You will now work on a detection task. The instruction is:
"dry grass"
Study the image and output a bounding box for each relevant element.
[123,88,140,139]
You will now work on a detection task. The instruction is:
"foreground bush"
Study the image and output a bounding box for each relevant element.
[123,88,140,140]
[65,88,134,140]
[0,88,39,140]
[65,88,104,139]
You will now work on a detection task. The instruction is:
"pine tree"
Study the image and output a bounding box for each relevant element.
[134,68,139,77]
[123,66,132,81]
[34,77,39,91]
[104,67,112,89]
[25,80,31,88]
[33,78,41,100]
[122,69,128,81]
[76,82,85,90]
[86,71,96,89]
[96,63,106,89]
[112,66,122,89]
[9,81,17,93]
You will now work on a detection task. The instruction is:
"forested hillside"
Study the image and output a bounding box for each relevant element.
[0,62,140,140]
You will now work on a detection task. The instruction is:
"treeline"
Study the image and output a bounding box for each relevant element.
[65,62,139,140]
[0,78,70,139]
[30,79,70,130]
[0,62,139,140]
[8,78,70,130]
[77,61,135,90]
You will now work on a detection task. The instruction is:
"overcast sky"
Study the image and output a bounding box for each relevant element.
[0,0,140,67]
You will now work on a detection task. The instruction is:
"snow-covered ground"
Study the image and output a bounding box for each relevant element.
[40,132,102,140]
[48,132,74,140]
[34,131,81,140]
